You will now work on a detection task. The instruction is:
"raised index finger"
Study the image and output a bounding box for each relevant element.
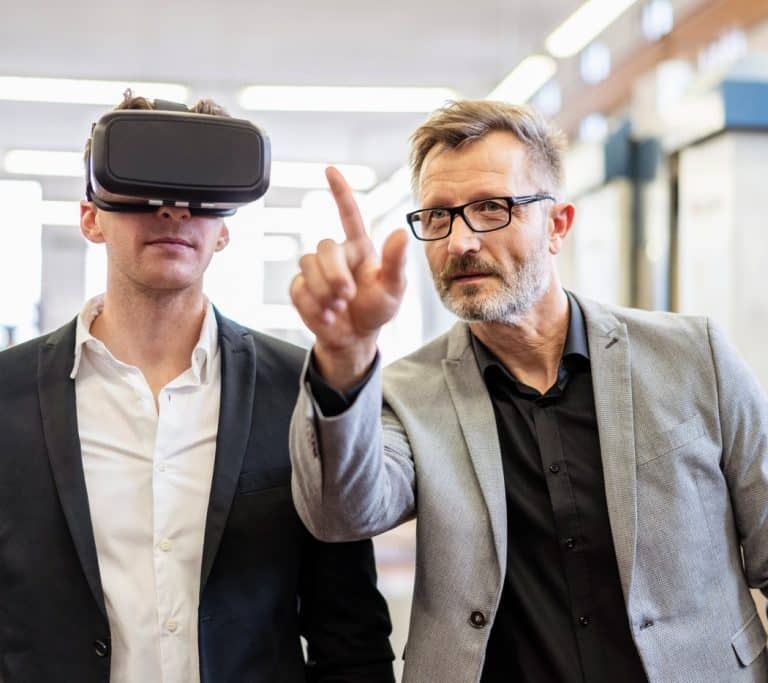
[326,166,369,244]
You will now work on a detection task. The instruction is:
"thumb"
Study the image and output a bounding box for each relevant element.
[378,228,408,295]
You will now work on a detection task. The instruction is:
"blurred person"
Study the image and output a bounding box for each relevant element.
[0,92,394,683]
[288,100,768,683]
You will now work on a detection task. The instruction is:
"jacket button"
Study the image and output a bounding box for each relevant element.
[94,639,110,657]
[469,611,487,628]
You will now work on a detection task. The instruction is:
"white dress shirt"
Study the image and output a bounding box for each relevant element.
[72,295,221,683]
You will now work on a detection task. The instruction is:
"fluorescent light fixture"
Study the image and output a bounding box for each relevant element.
[272,162,377,190]
[238,85,456,113]
[5,150,83,177]
[545,0,640,59]
[487,55,558,104]
[0,76,189,105]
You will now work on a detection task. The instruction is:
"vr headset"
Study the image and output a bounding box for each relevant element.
[85,100,270,217]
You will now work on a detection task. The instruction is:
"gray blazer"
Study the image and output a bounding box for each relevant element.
[290,295,768,683]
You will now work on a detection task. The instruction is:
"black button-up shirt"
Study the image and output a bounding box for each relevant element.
[477,293,647,683]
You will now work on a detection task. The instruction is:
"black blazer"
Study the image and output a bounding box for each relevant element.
[0,312,394,683]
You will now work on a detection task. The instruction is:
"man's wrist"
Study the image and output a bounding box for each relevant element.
[313,338,378,393]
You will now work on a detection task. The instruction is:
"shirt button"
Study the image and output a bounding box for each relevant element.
[157,463,167,472]
[549,463,561,474]
[640,619,655,630]
[565,537,576,550]
[93,639,110,657]
[159,539,172,552]
[469,611,487,628]
[166,619,178,633]
[578,616,590,627]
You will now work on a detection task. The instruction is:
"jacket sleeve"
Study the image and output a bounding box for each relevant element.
[709,319,768,610]
[289,353,416,543]
[298,530,395,683]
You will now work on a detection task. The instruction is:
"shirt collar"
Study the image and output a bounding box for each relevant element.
[70,294,219,385]
[471,289,590,380]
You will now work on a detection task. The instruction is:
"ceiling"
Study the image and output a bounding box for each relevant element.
[0,0,698,209]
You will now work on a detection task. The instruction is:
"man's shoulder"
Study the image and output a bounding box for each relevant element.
[383,322,465,391]
[0,321,76,394]
[215,311,308,371]
[576,295,709,342]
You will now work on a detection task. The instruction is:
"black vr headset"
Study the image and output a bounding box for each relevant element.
[85,100,270,217]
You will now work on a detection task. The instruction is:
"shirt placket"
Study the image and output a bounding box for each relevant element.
[152,384,185,681]
[532,403,597,663]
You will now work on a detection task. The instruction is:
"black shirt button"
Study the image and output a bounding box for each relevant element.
[578,616,590,627]
[469,611,487,628]
[640,619,655,630]
[565,537,576,550]
[94,639,110,657]
[549,463,561,474]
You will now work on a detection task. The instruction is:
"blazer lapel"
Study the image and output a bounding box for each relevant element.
[200,312,257,590]
[576,295,638,601]
[441,323,507,578]
[38,321,107,618]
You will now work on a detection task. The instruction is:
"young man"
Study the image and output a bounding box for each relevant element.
[0,93,394,683]
[289,100,768,682]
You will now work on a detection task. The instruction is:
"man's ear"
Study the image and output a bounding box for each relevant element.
[214,222,230,252]
[80,201,105,244]
[548,201,575,255]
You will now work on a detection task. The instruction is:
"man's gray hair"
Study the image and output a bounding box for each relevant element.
[409,100,567,195]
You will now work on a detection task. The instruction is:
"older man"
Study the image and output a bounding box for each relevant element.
[289,100,768,683]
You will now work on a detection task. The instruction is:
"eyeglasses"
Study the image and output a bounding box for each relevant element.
[406,194,555,241]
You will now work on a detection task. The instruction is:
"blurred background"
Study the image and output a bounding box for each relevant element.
[1,0,768,678]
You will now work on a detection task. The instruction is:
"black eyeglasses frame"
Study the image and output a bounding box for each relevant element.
[406,194,555,241]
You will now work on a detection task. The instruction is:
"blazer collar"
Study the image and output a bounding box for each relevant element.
[38,319,107,619]
[199,309,257,591]
[442,322,507,582]
[572,293,638,601]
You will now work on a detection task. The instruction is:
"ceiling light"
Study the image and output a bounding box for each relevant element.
[4,150,83,177]
[238,85,456,113]
[545,0,640,59]
[0,76,189,105]
[272,162,377,190]
[487,56,558,104]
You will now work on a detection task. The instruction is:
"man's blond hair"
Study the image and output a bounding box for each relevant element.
[409,100,567,195]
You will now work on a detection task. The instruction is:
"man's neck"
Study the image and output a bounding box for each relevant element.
[470,286,570,395]
[90,282,208,401]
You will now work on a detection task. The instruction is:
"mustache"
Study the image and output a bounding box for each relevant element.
[440,255,502,282]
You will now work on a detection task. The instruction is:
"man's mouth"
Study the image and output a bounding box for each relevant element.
[147,237,193,248]
[451,271,492,282]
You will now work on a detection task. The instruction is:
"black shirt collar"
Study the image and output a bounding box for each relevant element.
[471,291,590,394]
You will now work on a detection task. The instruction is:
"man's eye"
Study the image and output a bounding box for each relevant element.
[428,209,449,220]
[474,200,506,213]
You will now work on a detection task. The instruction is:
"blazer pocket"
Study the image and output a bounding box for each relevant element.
[731,611,767,667]
[636,415,705,466]
[238,466,292,494]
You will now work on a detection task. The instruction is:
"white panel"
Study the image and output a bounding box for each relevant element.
[677,131,768,390]
[562,180,633,306]
[0,180,42,343]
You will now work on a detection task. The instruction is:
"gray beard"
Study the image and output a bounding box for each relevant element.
[433,238,550,325]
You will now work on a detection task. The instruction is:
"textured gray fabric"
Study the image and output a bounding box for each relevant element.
[290,294,768,683]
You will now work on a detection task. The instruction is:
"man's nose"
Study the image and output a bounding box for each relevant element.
[446,214,481,256]
[157,205,192,222]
